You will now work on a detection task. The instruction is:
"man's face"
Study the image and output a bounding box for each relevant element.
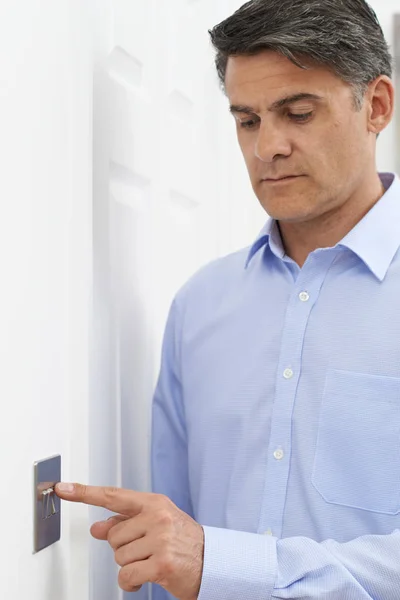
[225,51,373,223]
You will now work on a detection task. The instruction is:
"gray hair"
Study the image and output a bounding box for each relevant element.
[209,0,393,109]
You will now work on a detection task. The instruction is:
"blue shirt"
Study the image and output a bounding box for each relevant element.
[151,172,400,599]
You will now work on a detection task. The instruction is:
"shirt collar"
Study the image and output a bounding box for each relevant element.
[245,172,400,281]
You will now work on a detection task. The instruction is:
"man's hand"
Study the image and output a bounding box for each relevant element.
[55,483,204,600]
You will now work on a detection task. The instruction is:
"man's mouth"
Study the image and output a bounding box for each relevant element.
[262,175,304,184]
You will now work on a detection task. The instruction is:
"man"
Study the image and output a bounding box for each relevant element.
[56,0,400,598]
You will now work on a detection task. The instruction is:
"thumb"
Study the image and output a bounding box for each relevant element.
[90,514,130,540]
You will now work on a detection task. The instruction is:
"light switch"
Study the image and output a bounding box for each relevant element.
[33,455,61,553]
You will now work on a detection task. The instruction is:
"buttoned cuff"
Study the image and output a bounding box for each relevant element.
[197,526,277,600]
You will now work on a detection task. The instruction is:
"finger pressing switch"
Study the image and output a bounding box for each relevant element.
[33,455,61,553]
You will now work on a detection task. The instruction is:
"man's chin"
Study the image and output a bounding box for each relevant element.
[258,199,315,223]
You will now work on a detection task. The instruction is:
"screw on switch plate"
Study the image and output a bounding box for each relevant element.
[33,455,61,553]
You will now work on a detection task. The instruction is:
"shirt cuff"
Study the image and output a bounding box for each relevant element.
[197,525,277,600]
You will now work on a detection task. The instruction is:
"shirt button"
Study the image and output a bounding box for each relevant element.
[299,291,310,302]
[283,368,293,379]
[273,448,284,460]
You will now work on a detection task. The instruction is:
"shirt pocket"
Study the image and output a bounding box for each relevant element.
[311,368,400,514]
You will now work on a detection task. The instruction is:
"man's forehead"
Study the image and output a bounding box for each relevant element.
[225,51,314,87]
[225,52,340,107]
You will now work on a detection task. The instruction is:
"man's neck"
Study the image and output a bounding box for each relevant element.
[277,174,386,268]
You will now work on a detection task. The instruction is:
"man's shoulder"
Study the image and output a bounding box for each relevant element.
[174,245,251,309]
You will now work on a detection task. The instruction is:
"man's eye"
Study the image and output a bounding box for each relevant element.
[240,119,259,130]
[289,112,313,122]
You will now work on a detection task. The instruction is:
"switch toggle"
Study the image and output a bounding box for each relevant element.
[33,455,61,553]
[41,487,58,519]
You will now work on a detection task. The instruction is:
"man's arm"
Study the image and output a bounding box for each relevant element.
[151,298,196,600]
[198,526,400,599]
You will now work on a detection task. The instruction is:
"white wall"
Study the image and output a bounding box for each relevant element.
[370,0,399,172]
[0,1,92,599]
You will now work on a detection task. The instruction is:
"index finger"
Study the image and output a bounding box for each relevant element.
[55,482,146,516]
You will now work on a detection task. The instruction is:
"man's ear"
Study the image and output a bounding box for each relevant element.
[366,75,395,136]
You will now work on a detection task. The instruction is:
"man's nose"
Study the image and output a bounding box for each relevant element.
[255,122,292,163]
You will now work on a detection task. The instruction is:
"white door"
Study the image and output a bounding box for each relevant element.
[0,1,92,599]
[90,1,263,599]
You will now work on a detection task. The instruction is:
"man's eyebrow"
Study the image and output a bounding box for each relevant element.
[229,93,323,115]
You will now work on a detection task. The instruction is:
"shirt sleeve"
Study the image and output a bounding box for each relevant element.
[198,526,400,600]
[151,297,194,600]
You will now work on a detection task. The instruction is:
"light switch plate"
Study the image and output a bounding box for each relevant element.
[33,454,61,553]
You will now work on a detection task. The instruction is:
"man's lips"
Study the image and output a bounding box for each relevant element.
[261,175,304,184]
[262,175,302,181]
